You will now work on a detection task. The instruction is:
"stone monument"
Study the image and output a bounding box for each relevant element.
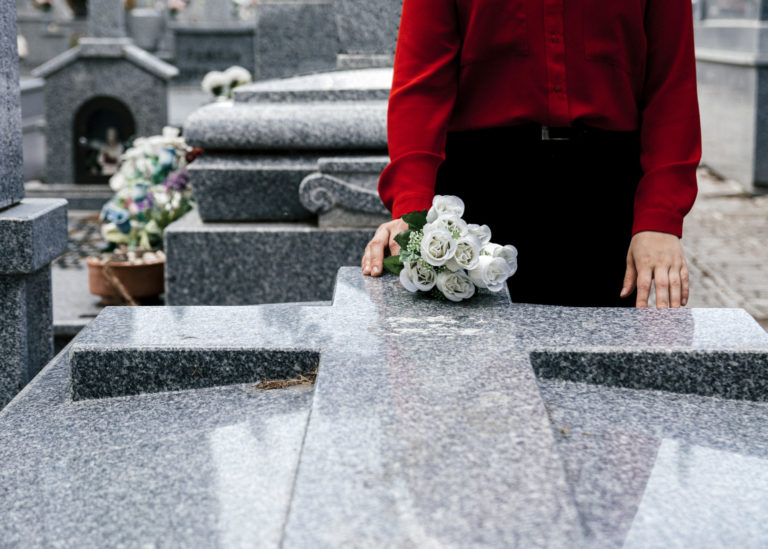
[1,267,768,546]
[695,0,768,191]
[32,0,178,184]
[166,68,392,305]
[333,0,402,69]
[170,0,255,84]
[0,0,67,409]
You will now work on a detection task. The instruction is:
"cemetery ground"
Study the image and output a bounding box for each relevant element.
[49,164,768,346]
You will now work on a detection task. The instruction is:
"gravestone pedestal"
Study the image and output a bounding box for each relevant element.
[166,68,392,305]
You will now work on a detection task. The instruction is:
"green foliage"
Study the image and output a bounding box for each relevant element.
[383,255,404,275]
[394,229,413,251]
[402,209,428,231]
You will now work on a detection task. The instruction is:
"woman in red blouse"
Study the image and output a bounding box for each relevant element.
[362,0,701,308]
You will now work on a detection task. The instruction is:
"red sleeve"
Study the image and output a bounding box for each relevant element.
[378,0,461,219]
[633,0,702,238]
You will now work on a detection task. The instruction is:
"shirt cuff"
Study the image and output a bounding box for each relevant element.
[378,151,445,219]
[632,209,685,238]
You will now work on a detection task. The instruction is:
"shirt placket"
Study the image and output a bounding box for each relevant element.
[543,0,569,125]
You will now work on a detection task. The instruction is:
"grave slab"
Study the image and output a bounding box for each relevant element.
[0,198,68,275]
[4,268,768,546]
[0,0,25,209]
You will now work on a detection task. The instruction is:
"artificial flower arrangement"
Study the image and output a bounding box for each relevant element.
[168,0,190,18]
[383,195,518,302]
[98,126,200,253]
[201,65,253,100]
[231,0,258,20]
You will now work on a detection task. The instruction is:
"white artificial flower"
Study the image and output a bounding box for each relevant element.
[399,261,437,292]
[426,195,465,223]
[109,172,127,192]
[445,234,482,272]
[467,223,492,245]
[224,65,253,87]
[17,35,29,60]
[424,214,468,237]
[162,126,181,139]
[420,227,456,267]
[201,70,228,96]
[468,255,513,292]
[482,243,519,274]
[436,270,476,302]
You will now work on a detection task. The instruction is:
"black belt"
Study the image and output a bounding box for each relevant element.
[447,123,639,145]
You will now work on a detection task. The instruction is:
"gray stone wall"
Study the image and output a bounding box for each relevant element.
[44,58,170,183]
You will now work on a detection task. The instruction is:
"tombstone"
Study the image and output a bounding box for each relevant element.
[695,0,768,191]
[32,0,178,184]
[167,68,392,305]
[0,0,67,409]
[254,0,339,81]
[1,267,768,545]
[333,0,402,69]
[169,0,255,84]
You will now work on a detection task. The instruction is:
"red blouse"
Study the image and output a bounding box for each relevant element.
[378,0,702,238]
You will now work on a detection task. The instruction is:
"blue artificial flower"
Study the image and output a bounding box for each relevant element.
[101,203,132,234]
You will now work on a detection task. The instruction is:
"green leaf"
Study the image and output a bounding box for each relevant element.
[394,229,412,251]
[383,255,404,275]
[402,209,428,231]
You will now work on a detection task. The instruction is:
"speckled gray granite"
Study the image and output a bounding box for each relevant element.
[0,199,68,274]
[4,268,768,546]
[333,0,402,57]
[184,99,387,151]
[255,0,338,81]
[163,210,374,305]
[0,0,24,209]
[0,266,54,409]
[188,155,317,222]
[33,40,176,184]
[88,0,126,38]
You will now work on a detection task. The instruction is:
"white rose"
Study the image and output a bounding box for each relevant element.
[467,223,492,245]
[482,243,518,275]
[424,214,468,237]
[420,227,456,266]
[469,255,513,292]
[201,71,228,95]
[436,270,476,302]
[445,234,481,272]
[399,261,437,292]
[426,195,465,223]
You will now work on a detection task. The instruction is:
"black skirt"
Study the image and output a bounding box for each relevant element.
[434,123,643,307]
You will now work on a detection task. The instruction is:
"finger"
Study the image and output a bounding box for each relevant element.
[654,265,670,309]
[635,266,653,308]
[669,264,682,308]
[361,244,372,275]
[390,236,401,257]
[367,229,389,277]
[620,257,637,297]
[681,262,690,306]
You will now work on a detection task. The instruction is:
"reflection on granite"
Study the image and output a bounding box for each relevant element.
[2,268,768,547]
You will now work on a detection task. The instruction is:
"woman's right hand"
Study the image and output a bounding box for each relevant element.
[361,218,410,277]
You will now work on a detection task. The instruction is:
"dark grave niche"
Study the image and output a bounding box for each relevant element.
[73,96,135,184]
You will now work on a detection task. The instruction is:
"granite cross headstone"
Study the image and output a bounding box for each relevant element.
[3,268,767,546]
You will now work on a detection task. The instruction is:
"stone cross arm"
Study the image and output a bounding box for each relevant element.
[2,268,768,547]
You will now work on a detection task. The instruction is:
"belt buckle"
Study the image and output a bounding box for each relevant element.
[540,124,571,141]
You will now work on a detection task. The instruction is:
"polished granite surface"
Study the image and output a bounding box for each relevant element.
[2,268,768,547]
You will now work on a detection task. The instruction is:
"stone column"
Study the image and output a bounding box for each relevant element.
[88,0,126,38]
[0,0,67,409]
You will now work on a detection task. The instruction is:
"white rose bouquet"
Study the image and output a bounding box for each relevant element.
[383,195,518,302]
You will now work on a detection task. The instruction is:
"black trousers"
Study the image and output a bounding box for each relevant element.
[434,123,643,307]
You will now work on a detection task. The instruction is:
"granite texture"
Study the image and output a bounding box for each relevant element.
[87,0,126,38]
[233,67,393,103]
[299,172,389,227]
[0,0,25,209]
[0,266,53,409]
[254,0,338,81]
[188,155,317,222]
[171,25,255,84]
[35,53,173,184]
[2,268,768,546]
[163,210,375,305]
[184,99,388,151]
[333,0,402,57]
[0,198,68,275]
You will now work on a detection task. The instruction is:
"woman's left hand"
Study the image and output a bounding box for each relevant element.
[620,231,690,308]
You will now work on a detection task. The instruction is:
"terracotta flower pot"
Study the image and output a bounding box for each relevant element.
[86,256,165,305]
